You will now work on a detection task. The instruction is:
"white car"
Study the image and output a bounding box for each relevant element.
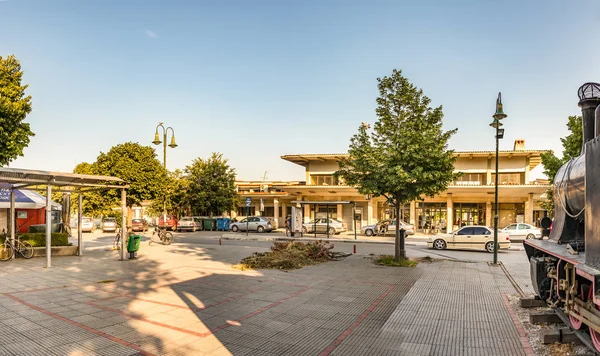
[501,223,541,240]
[302,218,347,235]
[427,225,511,253]
[81,217,95,233]
[177,216,202,232]
[361,219,415,236]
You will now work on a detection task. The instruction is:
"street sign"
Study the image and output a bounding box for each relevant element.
[246,197,252,207]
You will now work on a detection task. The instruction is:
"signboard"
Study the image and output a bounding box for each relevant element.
[291,206,303,234]
[245,197,252,207]
[260,199,264,212]
[17,211,27,219]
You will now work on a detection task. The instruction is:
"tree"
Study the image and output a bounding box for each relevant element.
[185,153,238,216]
[336,69,459,260]
[0,55,35,166]
[94,142,168,210]
[540,115,582,214]
[150,169,189,217]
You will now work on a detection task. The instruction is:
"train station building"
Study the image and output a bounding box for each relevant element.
[234,139,551,234]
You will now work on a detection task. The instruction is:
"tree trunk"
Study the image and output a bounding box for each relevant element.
[62,193,72,237]
[394,192,406,261]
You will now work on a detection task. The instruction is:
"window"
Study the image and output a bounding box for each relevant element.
[473,227,490,235]
[505,224,517,230]
[518,223,531,230]
[310,175,339,186]
[454,173,484,186]
[491,173,524,185]
[457,227,474,235]
[237,207,255,216]
[264,207,275,217]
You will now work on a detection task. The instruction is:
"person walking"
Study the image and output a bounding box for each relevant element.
[285,215,292,237]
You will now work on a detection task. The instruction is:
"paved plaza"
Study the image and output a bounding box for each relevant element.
[0,235,534,355]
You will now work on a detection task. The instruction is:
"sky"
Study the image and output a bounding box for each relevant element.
[1,0,599,181]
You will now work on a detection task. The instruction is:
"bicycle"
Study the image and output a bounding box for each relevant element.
[0,235,34,261]
[114,226,132,250]
[149,227,173,245]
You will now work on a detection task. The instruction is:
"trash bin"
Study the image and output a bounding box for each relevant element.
[127,234,142,259]
[216,218,231,231]
[203,218,216,231]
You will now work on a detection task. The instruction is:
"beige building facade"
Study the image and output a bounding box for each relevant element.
[234,140,551,233]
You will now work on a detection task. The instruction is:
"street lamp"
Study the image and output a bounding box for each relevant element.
[490,93,507,265]
[153,122,177,221]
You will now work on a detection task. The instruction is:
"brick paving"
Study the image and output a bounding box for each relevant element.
[0,239,532,355]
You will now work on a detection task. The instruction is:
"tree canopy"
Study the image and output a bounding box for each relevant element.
[336,69,458,260]
[0,55,35,166]
[540,115,582,214]
[184,153,238,217]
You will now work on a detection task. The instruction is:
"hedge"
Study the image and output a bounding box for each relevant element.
[0,233,71,247]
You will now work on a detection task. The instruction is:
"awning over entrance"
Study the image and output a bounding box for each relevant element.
[0,186,60,209]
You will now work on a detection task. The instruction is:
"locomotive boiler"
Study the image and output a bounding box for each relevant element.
[524,82,600,351]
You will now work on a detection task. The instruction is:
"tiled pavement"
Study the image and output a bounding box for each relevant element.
[0,241,532,355]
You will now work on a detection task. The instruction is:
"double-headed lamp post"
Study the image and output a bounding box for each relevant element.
[490,93,507,265]
[153,122,177,220]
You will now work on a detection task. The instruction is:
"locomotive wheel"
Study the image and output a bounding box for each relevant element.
[591,327,600,352]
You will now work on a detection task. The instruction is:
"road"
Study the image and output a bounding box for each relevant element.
[74,229,528,264]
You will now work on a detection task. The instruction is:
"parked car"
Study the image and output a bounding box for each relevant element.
[230,217,273,233]
[131,218,148,232]
[158,215,178,231]
[102,217,118,233]
[81,217,95,233]
[501,223,541,240]
[361,219,415,236]
[427,225,510,253]
[302,218,347,235]
[178,216,202,232]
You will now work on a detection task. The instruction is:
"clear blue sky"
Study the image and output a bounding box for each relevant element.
[1,0,599,181]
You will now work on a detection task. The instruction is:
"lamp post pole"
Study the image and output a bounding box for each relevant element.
[153,122,177,222]
[490,93,507,265]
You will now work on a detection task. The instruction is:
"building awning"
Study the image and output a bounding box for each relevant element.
[291,201,353,205]
[0,187,60,209]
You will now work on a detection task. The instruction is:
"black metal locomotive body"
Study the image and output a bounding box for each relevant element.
[524,82,600,351]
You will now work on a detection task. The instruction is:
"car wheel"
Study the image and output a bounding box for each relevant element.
[232,225,239,232]
[526,233,535,240]
[328,227,335,235]
[257,226,265,233]
[433,239,446,250]
[365,229,374,237]
[485,242,495,253]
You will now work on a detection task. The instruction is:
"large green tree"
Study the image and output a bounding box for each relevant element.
[540,115,582,214]
[336,69,459,260]
[185,153,238,216]
[94,142,168,209]
[0,55,35,165]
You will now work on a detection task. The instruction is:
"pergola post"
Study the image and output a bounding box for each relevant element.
[45,185,52,268]
[10,188,15,259]
[121,189,126,260]
[78,194,83,256]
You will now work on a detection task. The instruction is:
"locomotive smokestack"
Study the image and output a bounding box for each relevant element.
[578,83,600,148]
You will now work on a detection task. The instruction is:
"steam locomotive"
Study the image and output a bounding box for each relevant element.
[524,82,600,351]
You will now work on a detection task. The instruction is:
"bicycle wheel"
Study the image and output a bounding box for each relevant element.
[163,232,173,245]
[18,241,34,259]
[0,243,14,261]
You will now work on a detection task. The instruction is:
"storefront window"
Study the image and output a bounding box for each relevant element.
[498,203,525,227]
[453,203,486,229]
[237,207,255,216]
[416,202,447,233]
[313,204,337,219]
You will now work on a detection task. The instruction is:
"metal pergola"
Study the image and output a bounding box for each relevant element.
[290,200,358,239]
[0,168,129,267]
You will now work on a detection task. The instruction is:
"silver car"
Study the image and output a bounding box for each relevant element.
[361,219,415,236]
[81,217,95,233]
[302,218,347,235]
[501,223,541,240]
[177,216,202,232]
[230,217,273,233]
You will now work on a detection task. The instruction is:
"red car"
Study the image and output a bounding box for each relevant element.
[131,218,148,232]
[158,215,177,231]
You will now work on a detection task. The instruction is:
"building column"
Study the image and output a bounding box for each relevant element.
[409,201,416,225]
[255,202,261,216]
[446,194,453,233]
[487,157,492,185]
[336,204,343,221]
[303,204,311,223]
[273,199,279,229]
[367,199,375,225]
[486,201,492,227]
[526,193,534,224]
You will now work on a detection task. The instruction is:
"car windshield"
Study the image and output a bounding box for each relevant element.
[104,218,115,222]
[132,219,143,223]
[83,218,92,223]
[181,217,192,221]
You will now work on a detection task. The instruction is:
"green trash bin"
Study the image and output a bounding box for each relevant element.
[203,219,216,231]
[127,234,142,259]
